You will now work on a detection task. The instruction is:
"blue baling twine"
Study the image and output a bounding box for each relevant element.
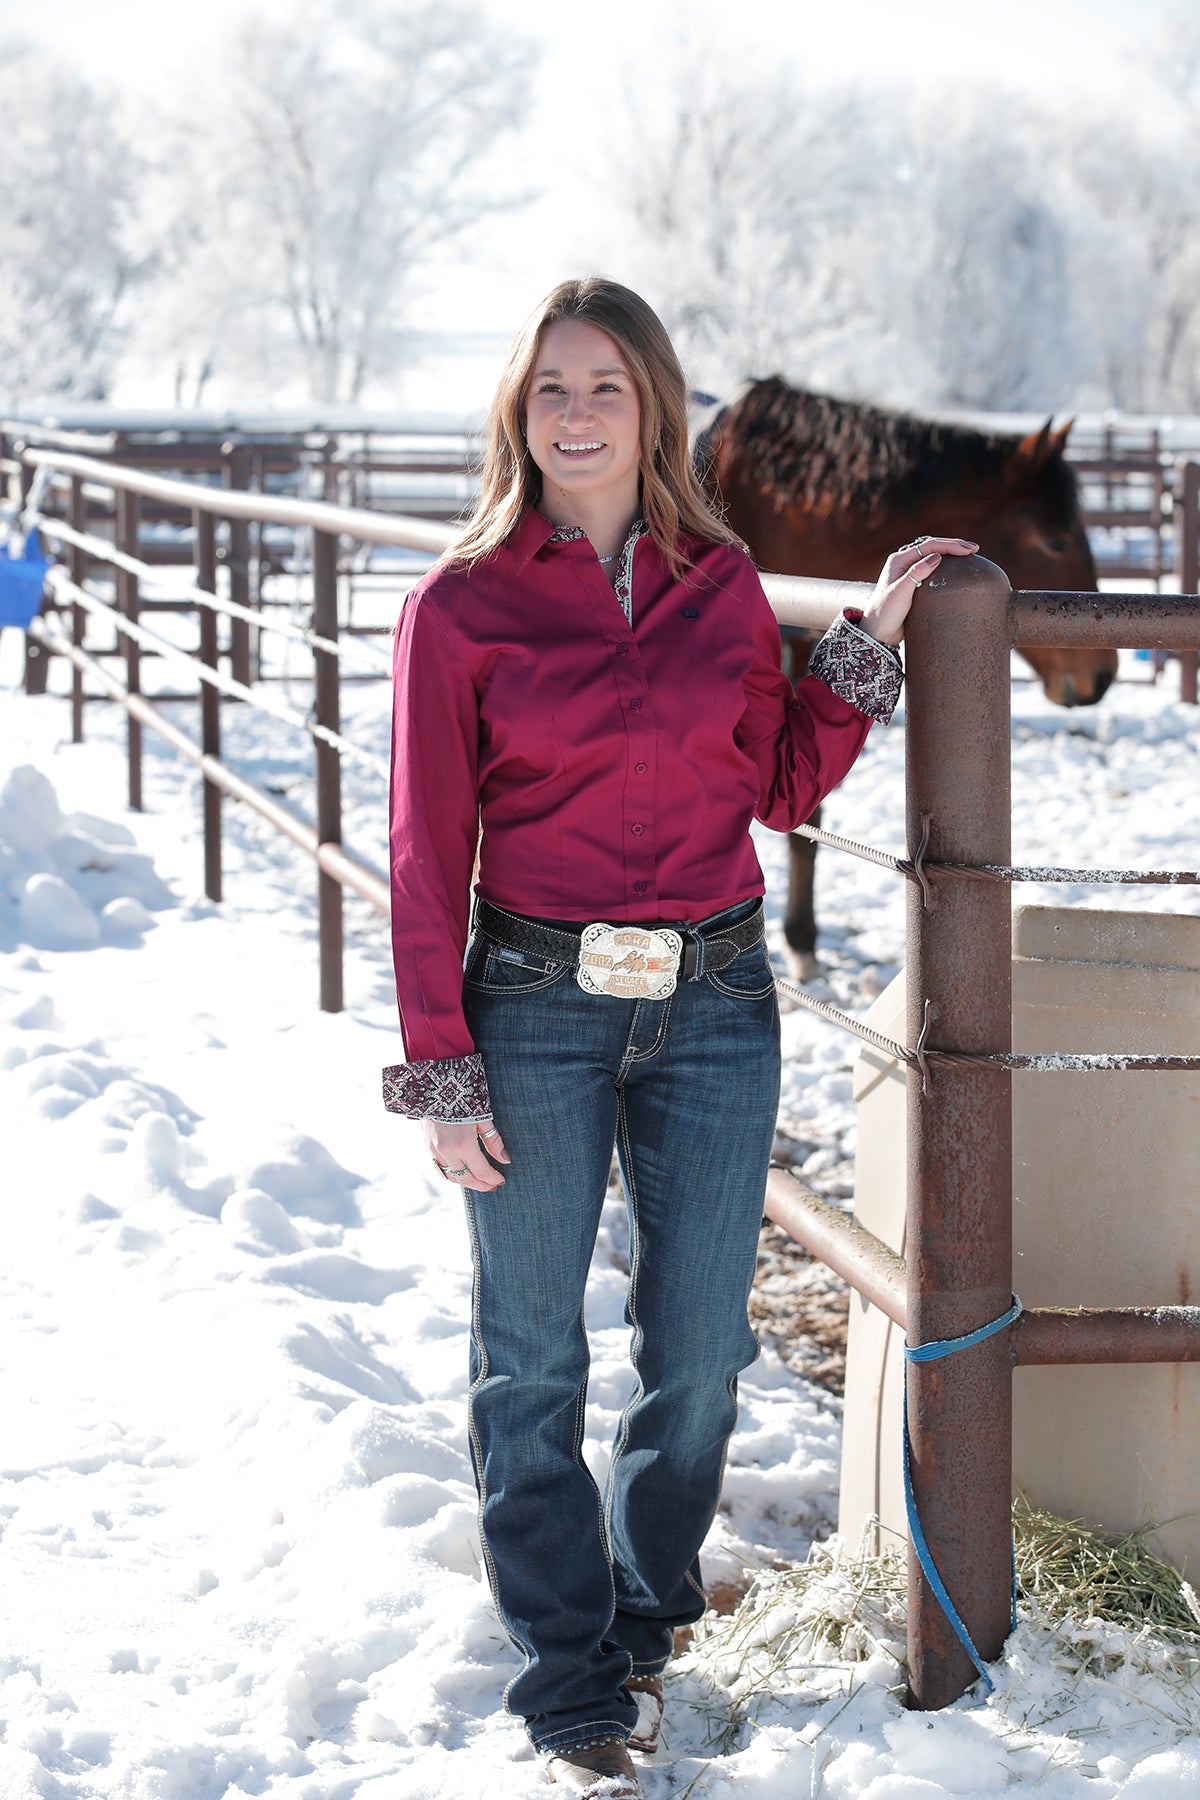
[902,1296,1023,1693]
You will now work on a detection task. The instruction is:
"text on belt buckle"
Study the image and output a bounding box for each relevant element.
[577,922,683,999]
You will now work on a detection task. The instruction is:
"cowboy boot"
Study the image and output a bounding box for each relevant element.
[545,1735,642,1796]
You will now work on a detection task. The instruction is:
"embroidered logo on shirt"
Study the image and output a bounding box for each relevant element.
[681,608,699,619]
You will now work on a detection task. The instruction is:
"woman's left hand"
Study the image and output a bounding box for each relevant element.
[858,537,979,646]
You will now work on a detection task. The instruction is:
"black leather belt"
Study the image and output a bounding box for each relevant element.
[473,897,765,983]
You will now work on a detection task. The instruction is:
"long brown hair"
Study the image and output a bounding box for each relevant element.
[449,277,738,581]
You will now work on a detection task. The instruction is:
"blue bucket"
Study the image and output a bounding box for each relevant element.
[0,528,53,629]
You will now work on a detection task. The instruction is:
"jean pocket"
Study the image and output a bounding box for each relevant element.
[705,940,776,1000]
[463,935,571,994]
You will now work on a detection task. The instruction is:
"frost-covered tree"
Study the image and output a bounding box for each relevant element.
[599,42,1200,418]
[143,0,536,405]
[605,46,885,397]
[1084,7,1200,414]
[602,69,1094,411]
[0,41,140,407]
[127,99,285,411]
[1030,108,1200,414]
[876,102,1085,411]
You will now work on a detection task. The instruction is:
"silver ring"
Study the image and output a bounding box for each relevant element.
[439,1163,470,1179]
[900,536,931,552]
[480,1127,500,1141]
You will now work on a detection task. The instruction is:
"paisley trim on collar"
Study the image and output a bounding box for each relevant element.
[547,518,649,625]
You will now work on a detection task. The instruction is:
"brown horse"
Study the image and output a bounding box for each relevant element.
[696,377,1118,976]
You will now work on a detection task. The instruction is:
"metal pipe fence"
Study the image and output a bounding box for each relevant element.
[15,448,870,1014]
[11,447,1200,1715]
[763,557,1200,1711]
[20,454,440,1013]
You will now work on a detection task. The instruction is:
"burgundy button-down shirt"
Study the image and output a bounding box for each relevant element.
[389,507,890,1071]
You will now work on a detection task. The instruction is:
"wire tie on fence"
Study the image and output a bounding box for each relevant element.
[912,812,933,909]
[915,998,935,1095]
[903,1295,1024,1693]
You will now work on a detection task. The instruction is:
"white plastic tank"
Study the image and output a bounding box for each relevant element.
[840,905,1200,1576]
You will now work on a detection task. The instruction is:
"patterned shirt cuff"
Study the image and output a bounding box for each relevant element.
[382,1051,491,1122]
[806,608,904,724]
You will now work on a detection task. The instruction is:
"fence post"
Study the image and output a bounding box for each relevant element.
[70,475,87,743]
[223,441,253,688]
[116,487,143,810]
[194,509,221,901]
[903,553,1014,1708]
[1179,463,1199,705]
[312,526,343,1012]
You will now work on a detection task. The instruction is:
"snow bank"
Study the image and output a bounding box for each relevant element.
[2,655,1199,1795]
[0,763,171,950]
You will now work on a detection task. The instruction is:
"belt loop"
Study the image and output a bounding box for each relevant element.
[689,933,704,981]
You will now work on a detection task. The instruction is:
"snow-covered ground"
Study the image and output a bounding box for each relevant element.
[2,636,1199,1798]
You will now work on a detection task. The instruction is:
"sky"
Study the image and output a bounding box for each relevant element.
[6,0,1173,100]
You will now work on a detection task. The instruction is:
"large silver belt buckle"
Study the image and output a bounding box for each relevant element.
[577,922,683,999]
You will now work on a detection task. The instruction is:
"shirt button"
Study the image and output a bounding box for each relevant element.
[631,823,644,836]
[634,762,647,774]
[628,697,643,711]
[633,880,648,894]
[615,644,629,657]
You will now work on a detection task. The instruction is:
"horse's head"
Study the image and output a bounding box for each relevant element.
[992,421,1094,587]
[986,419,1117,707]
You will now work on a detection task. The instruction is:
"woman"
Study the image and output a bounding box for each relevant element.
[384,276,976,1797]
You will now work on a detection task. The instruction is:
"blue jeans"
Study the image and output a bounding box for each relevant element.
[461,899,781,1755]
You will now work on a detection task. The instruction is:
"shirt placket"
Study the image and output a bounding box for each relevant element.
[548,519,659,915]
[606,537,657,913]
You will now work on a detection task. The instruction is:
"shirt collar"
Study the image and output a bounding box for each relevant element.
[507,505,648,575]
[507,506,559,574]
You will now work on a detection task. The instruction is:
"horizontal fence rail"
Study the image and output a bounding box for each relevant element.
[1010,589,1200,647]
[33,514,394,673]
[26,616,390,917]
[21,446,480,551]
[46,570,391,778]
[761,1171,1200,1365]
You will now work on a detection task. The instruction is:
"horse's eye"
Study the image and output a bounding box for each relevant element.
[1041,532,1073,554]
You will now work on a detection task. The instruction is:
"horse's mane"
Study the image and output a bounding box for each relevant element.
[725,376,1079,526]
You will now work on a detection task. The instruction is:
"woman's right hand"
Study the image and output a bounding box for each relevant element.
[859,536,979,645]
[422,1116,510,1191]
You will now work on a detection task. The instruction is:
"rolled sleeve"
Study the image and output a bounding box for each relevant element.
[382,1052,491,1122]
[806,608,904,725]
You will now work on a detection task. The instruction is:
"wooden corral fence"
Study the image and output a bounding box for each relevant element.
[7,448,1200,1712]
[1066,420,1200,701]
[1069,419,1178,584]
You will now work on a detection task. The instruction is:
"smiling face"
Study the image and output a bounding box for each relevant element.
[523,318,643,521]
